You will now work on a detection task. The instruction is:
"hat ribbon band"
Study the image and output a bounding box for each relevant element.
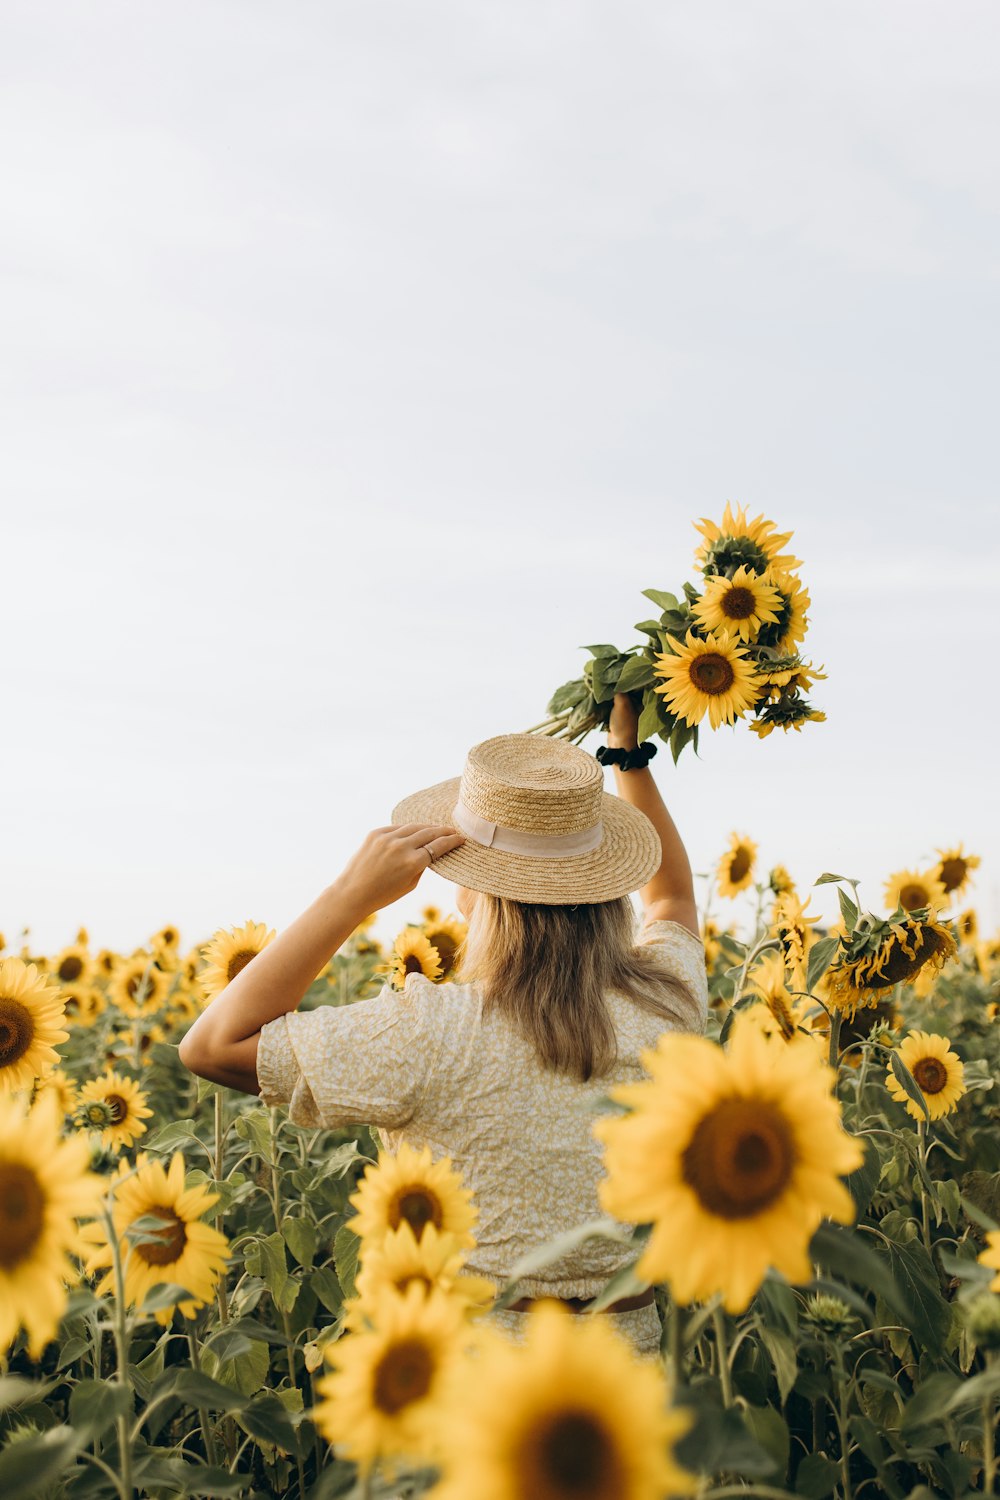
[453,798,604,858]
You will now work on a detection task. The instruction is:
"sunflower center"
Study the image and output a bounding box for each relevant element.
[372,1337,434,1414]
[682,1096,795,1219]
[395,1272,434,1294]
[898,884,930,911]
[0,1163,46,1270]
[938,858,966,892]
[134,1207,188,1266]
[226,950,257,982]
[689,653,735,695]
[0,998,34,1067]
[105,1093,128,1124]
[59,956,84,982]
[722,585,756,620]
[127,973,152,1004]
[403,955,426,976]
[519,1410,625,1499]
[877,925,948,986]
[728,848,752,883]
[388,1186,443,1237]
[912,1057,949,1095]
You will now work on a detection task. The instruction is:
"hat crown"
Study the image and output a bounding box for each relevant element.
[460,735,603,836]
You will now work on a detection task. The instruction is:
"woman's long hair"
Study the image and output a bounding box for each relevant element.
[456,893,680,1083]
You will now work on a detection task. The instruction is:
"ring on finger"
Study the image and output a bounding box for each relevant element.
[424,844,436,864]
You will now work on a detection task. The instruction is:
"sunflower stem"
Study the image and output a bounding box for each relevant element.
[711,1302,734,1408]
[828,1009,843,1071]
[917,1120,933,1257]
[268,1107,307,1500]
[982,1355,997,1496]
[103,1201,134,1500]
[187,1328,219,1467]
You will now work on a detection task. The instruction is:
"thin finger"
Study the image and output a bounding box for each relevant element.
[424,833,466,858]
[402,824,463,846]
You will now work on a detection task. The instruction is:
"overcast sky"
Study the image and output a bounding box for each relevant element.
[3,1,998,957]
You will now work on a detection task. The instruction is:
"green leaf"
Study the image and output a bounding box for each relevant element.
[202,1337,270,1398]
[838,886,859,931]
[138,1281,198,1314]
[0,1426,81,1497]
[499,1219,631,1295]
[796,1452,839,1498]
[809,1222,901,1313]
[586,1258,649,1313]
[310,1265,344,1314]
[615,654,657,693]
[201,1328,256,1363]
[581,643,619,658]
[142,1118,210,1156]
[334,1222,361,1301]
[889,1051,931,1123]
[245,1231,298,1313]
[282,1216,317,1268]
[844,1136,882,1217]
[633,618,663,636]
[756,1325,797,1404]
[814,872,859,887]
[669,720,693,765]
[147,1366,249,1414]
[238,1393,299,1454]
[741,1404,789,1480]
[641,588,679,611]
[674,1392,777,1478]
[233,1110,274,1163]
[900,1371,962,1433]
[547,678,589,714]
[68,1380,132,1441]
[961,1171,1000,1228]
[885,1237,952,1352]
[806,935,840,992]
[849,1413,887,1467]
[637,696,664,746]
[0,1376,56,1410]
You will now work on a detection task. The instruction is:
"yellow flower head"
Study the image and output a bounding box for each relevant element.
[421,915,467,980]
[769,865,796,897]
[745,953,803,1042]
[957,909,979,946]
[108,954,171,1019]
[933,845,980,898]
[351,1222,494,1328]
[757,569,810,653]
[691,565,783,644]
[347,1144,478,1252]
[108,1023,168,1068]
[980,1231,1000,1294]
[62,984,105,1028]
[35,1067,78,1117]
[199,921,276,1005]
[886,1031,966,1122]
[76,1071,154,1151]
[388,929,443,990]
[772,890,818,991]
[716,833,758,899]
[0,958,70,1093]
[825,914,958,1018]
[654,630,762,730]
[884,868,949,915]
[0,1090,105,1358]
[593,1014,864,1312]
[430,1300,696,1500]
[312,1282,470,1474]
[152,925,181,950]
[695,503,801,577]
[80,1151,229,1325]
[52,944,93,988]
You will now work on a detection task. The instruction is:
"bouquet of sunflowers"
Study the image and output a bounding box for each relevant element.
[529,504,826,761]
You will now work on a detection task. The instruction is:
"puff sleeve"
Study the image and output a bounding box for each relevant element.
[638,918,710,1035]
[255,980,439,1131]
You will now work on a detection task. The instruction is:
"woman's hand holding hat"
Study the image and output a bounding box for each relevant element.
[338,823,466,914]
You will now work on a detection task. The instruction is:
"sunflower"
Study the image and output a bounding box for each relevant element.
[76,1071,154,1151]
[769,865,795,897]
[165,988,200,1026]
[756,569,810,653]
[745,953,801,1042]
[422,916,467,980]
[80,1151,229,1325]
[51,944,93,988]
[703,919,723,968]
[109,1023,168,1067]
[388,929,444,990]
[593,1014,863,1312]
[95,949,118,978]
[979,1232,1000,1293]
[757,655,827,698]
[691,565,783,645]
[347,1144,477,1251]
[749,697,826,737]
[957,909,979,946]
[933,845,980,898]
[772,891,818,990]
[825,913,958,1018]
[152,924,180,950]
[199,921,276,1004]
[654,630,761,729]
[0,1090,105,1358]
[62,984,105,1028]
[351,1223,495,1326]
[421,907,442,925]
[884,868,949,915]
[313,1282,469,1473]
[695,503,801,578]
[430,1300,695,1500]
[108,955,171,1019]
[886,1031,966,1121]
[716,833,758,898]
[0,959,70,1093]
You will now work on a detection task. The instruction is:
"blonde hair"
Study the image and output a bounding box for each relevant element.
[456,894,680,1083]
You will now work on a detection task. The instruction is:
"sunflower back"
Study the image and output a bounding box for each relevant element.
[457,895,684,1082]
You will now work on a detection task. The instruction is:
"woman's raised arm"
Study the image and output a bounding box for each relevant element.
[605,694,699,935]
[177,822,464,1093]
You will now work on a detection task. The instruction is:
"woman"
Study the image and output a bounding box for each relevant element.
[179,695,708,1358]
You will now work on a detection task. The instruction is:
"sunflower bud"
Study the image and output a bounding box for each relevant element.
[965,1294,1000,1352]
[77,1099,116,1130]
[803,1293,856,1336]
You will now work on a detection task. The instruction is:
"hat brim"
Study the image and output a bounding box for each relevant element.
[392,777,661,905]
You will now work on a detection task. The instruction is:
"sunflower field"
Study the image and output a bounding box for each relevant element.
[2,840,1000,1500]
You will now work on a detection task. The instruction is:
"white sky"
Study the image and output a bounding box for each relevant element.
[3,1,998,957]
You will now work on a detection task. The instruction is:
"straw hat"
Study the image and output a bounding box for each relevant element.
[391,734,661,905]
